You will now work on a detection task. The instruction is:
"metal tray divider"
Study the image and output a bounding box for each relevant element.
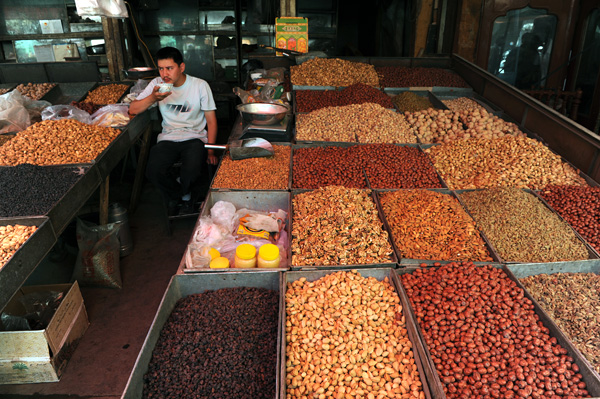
[453,188,509,264]
[281,268,435,399]
[38,83,61,104]
[45,165,101,235]
[503,264,600,395]
[416,145,448,189]
[392,269,447,399]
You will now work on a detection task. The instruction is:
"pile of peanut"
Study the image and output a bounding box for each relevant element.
[291,58,380,87]
[425,136,587,189]
[0,119,121,166]
[84,83,129,104]
[0,135,13,147]
[286,270,425,399]
[1,224,37,270]
[15,83,56,100]
[0,88,12,96]
[296,103,416,143]
[291,186,393,266]
[211,145,290,190]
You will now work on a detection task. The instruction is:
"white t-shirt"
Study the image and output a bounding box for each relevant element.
[137,75,217,142]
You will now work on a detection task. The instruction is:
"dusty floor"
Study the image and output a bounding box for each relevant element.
[0,180,197,398]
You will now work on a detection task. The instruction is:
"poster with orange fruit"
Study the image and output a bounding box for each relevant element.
[275,17,308,56]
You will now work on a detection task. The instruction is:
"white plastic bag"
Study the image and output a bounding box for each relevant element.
[42,104,92,124]
[210,201,238,233]
[0,90,51,133]
[91,104,130,127]
[122,79,150,104]
[75,0,128,18]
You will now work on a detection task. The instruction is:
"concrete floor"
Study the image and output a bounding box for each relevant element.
[0,181,197,398]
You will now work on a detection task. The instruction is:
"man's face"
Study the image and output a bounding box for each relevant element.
[158,58,185,86]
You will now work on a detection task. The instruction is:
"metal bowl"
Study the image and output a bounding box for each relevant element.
[236,103,288,126]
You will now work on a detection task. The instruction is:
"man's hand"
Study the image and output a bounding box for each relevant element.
[207,150,219,165]
[152,86,172,102]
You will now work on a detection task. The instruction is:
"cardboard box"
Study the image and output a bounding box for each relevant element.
[0,281,89,384]
[275,17,308,56]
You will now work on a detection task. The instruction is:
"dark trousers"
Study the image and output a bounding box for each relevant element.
[145,139,207,202]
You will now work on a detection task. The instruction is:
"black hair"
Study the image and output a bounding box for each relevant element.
[156,47,184,65]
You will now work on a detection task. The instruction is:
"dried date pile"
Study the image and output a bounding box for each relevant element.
[291,58,380,87]
[295,103,416,143]
[460,187,589,263]
[211,145,290,189]
[520,272,600,374]
[539,185,600,253]
[292,144,441,189]
[286,270,425,399]
[380,190,493,262]
[401,262,590,399]
[291,186,393,266]
[376,67,469,88]
[426,136,587,189]
[143,287,278,399]
[295,83,394,112]
[0,164,86,217]
[70,100,102,115]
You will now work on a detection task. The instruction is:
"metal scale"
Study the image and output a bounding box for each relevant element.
[240,114,293,142]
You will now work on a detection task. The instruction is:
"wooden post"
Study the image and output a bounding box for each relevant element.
[102,17,126,81]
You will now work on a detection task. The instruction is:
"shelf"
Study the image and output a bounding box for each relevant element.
[0,32,104,41]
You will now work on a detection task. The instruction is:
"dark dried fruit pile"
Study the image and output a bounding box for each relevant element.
[142,287,278,399]
[296,83,394,112]
[0,164,86,217]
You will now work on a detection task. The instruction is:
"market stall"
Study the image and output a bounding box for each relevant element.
[0,81,152,313]
[117,56,600,399]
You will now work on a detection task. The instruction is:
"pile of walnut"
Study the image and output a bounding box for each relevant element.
[0,119,121,166]
[292,186,393,266]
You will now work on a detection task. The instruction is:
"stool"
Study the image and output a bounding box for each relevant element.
[164,162,215,235]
